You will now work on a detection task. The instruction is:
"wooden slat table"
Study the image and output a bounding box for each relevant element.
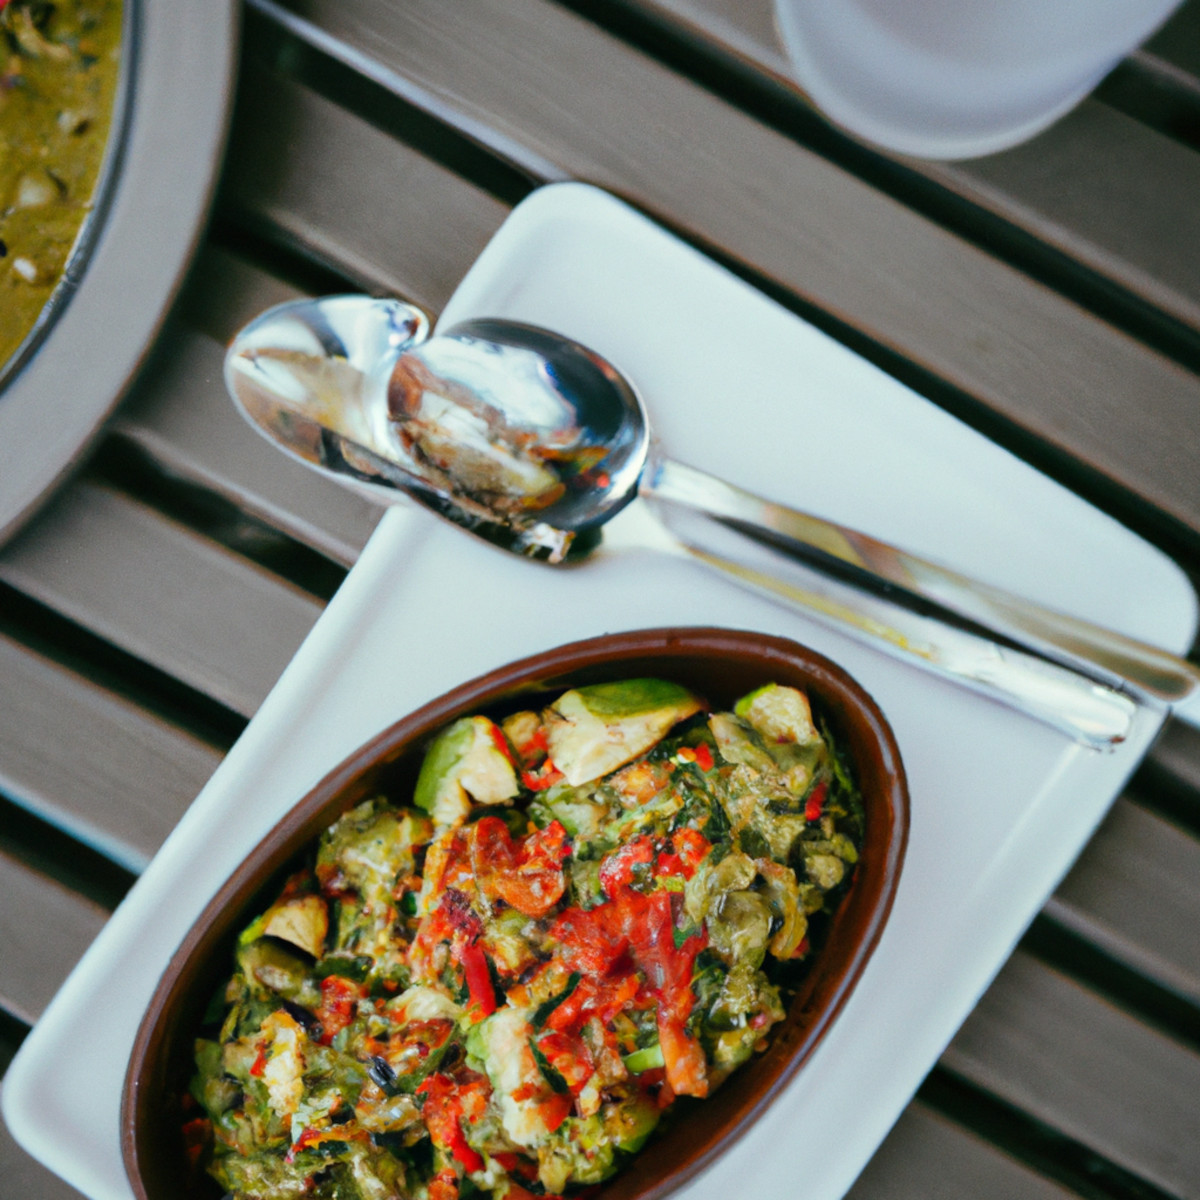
[5,1,1200,1196]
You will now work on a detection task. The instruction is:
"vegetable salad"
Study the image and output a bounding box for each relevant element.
[188,679,864,1199]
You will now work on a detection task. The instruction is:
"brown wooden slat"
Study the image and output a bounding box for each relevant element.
[1143,717,1200,796]
[271,0,1200,541]
[642,0,793,77]
[849,1104,1076,1200]
[636,0,1200,339]
[1046,797,1200,1005]
[1140,0,1200,82]
[223,63,511,310]
[113,319,383,567]
[0,851,107,1026]
[176,242,306,348]
[0,634,222,871]
[942,950,1200,1197]
[0,482,323,719]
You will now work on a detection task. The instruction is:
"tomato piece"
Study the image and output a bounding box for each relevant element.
[672,828,711,872]
[422,828,476,907]
[693,742,714,772]
[428,1169,459,1200]
[316,975,365,1045]
[410,887,481,985]
[551,905,629,976]
[537,1091,574,1133]
[535,1029,594,1095]
[473,817,569,918]
[653,829,710,882]
[599,836,655,895]
[418,1073,487,1174]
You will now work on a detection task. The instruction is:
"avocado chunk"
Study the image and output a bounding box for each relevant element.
[544,679,703,786]
[735,683,819,746]
[414,715,519,826]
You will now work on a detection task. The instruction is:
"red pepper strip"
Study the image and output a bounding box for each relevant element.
[418,1074,486,1174]
[521,760,563,791]
[459,940,497,1019]
[625,890,709,1097]
[522,726,548,757]
[657,1011,708,1098]
[693,742,714,772]
[805,781,828,823]
[248,1048,267,1077]
[292,1126,322,1151]
[489,723,515,763]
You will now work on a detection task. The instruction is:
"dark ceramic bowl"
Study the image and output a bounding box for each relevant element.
[123,627,909,1200]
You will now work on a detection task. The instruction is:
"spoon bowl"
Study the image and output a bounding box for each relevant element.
[388,316,649,537]
[226,297,648,560]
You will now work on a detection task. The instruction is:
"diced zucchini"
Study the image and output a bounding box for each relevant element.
[621,1042,664,1073]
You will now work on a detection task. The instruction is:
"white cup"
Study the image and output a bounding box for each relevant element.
[773,0,1184,159]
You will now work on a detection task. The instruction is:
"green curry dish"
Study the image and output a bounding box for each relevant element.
[188,681,864,1200]
[1,0,123,369]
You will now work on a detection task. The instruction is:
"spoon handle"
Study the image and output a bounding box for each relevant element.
[641,457,1200,745]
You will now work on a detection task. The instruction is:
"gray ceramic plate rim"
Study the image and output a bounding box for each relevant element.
[0,0,239,544]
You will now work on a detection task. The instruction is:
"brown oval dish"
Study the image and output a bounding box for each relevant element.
[122,626,909,1200]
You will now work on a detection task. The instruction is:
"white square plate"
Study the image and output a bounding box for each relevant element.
[6,182,1197,1200]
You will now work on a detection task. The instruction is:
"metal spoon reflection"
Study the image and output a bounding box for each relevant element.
[225,294,1200,748]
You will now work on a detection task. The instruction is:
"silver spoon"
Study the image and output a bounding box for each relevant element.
[225,293,1200,748]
